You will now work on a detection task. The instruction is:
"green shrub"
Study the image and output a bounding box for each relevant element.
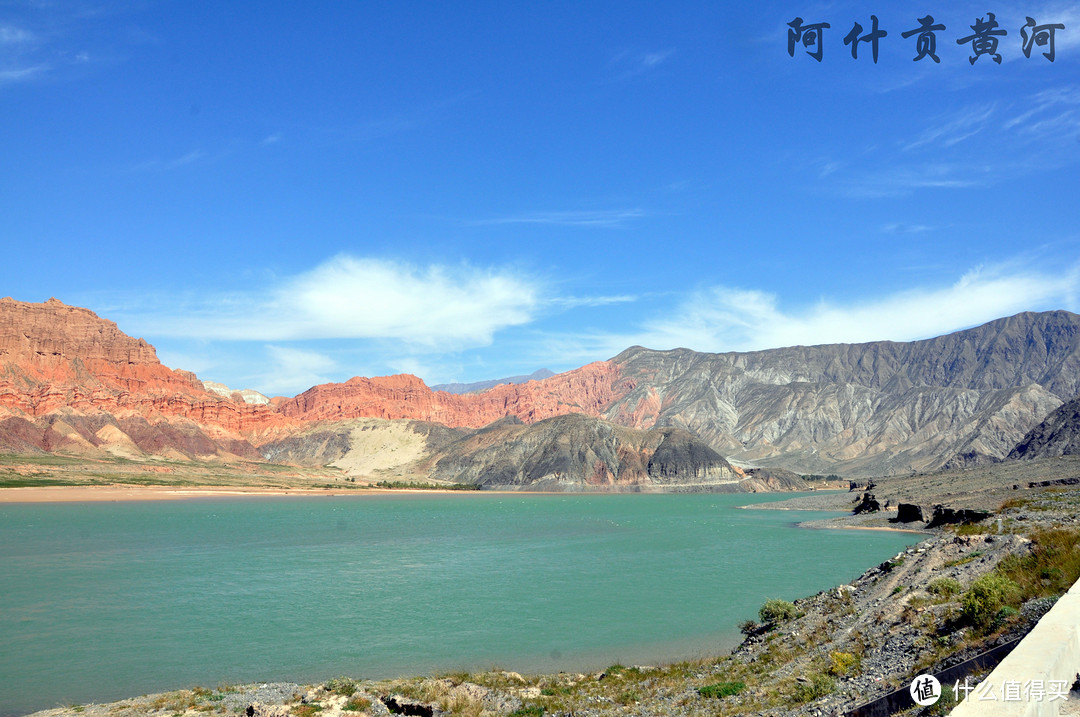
[738,619,759,635]
[326,677,357,697]
[990,605,1020,632]
[927,577,962,597]
[508,706,545,717]
[699,681,746,699]
[962,573,1020,629]
[925,684,957,716]
[997,528,1080,600]
[791,673,835,703]
[759,598,798,623]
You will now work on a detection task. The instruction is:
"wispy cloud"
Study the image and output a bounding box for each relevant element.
[641,49,674,68]
[123,149,210,173]
[0,24,35,45]
[167,150,206,168]
[548,295,637,309]
[903,104,996,152]
[881,223,935,234]
[262,133,282,145]
[471,208,645,227]
[1003,87,1080,143]
[836,163,987,198]
[116,255,542,349]
[615,261,1080,353]
[0,63,48,83]
[609,48,675,80]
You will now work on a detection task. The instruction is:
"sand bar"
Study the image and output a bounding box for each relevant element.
[0,485,468,503]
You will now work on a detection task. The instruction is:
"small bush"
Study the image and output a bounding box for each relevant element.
[791,673,835,703]
[891,585,904,595]
[699,681,746,698]
[759,598,798,623]
[827,651,860,677]
[990,605,1020,632]
[962,573,1020,629]
[925,684,957,716]
[343,696,371,712]
[738,619,759,635]
[326,677,357,697]
[508,706,545,717]
[927,577,962,597]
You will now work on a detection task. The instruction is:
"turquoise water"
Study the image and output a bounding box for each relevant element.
[0,493,916,715]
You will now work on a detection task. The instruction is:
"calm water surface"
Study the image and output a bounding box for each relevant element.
[0,492,917,715]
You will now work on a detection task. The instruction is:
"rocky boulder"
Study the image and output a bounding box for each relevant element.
[925,505,992,529]
[892,503,925,523]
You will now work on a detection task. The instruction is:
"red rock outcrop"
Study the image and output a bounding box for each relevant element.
[277,361,635,428]
[0,298,291,437]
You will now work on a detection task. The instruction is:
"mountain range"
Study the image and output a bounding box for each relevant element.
[2,297,1078,488]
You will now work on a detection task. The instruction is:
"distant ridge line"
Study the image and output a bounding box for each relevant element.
[431,368,555,394]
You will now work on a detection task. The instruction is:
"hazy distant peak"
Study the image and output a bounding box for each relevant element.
[431,368,556,394]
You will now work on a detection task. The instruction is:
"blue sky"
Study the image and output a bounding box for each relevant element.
[2,1,1079,397]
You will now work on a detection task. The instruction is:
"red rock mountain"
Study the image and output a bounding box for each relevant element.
[3,297,1080,479]
[0,298,290,457]
[277,362,633,427]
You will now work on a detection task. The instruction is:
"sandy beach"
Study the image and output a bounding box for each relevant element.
[0,485,464,503]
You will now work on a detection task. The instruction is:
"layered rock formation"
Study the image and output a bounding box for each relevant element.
[1006,393,1080,460]
[270,310,1080,477]
[594,311,1080,476]
[423,413,755,491]
[3,296,1080,484]
[0,297,290,459]
[276,362,631,427]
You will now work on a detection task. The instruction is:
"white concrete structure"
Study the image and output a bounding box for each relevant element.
[950,578,1080,716]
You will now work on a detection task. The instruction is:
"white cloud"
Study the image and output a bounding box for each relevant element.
[124,255,541,349]
[254,346,338,396]
[615,261,1080,353]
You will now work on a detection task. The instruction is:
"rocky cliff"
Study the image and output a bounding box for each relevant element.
[270,311,1080,477]
[276,362,631,427]
[423,413,764,491]
[594,311,1080,476]
[1007,394,1080,460]
[3,297,1079,481]
[0,297,291,459]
